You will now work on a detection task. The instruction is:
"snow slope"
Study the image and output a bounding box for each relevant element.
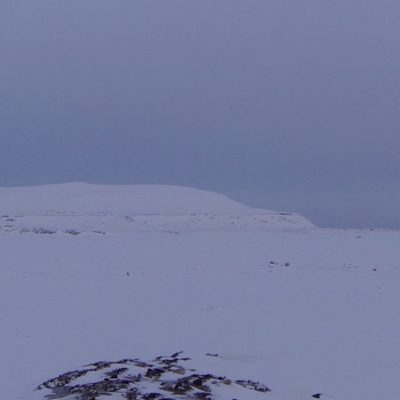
[0,183,251,215]
[0,183,313,234]
[1,183,399,400]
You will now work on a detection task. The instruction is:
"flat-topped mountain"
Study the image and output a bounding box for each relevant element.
[0,183,314,234]
[1,183,248,215]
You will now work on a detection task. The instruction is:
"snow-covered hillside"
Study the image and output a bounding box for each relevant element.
[0,183,313,235]
[0,183,249,215]
[1,184,399,400]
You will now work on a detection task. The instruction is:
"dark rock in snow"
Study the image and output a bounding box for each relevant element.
[37,352,272,399]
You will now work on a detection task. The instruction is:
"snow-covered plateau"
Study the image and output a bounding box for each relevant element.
[1,183,399,400]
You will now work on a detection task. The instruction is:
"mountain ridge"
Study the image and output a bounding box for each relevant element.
[0,183,314,232]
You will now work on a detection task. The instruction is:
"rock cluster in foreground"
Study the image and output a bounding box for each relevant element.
[37,352,271,400]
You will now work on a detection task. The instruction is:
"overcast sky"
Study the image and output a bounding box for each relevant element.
[1,0,399,228]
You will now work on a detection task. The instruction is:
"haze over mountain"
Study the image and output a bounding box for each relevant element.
[2,1,400,229]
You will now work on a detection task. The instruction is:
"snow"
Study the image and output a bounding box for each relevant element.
[1,183,399,400]
[0,182,255,215]
[0,183,313,235]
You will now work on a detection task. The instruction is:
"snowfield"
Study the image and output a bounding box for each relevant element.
[1,183,399,400]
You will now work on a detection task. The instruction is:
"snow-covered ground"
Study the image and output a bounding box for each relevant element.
[1,183,399,400]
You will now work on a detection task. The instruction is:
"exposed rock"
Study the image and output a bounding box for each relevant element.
[36,352,272,399]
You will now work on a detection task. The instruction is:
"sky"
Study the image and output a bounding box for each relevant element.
[1,0,399,228]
